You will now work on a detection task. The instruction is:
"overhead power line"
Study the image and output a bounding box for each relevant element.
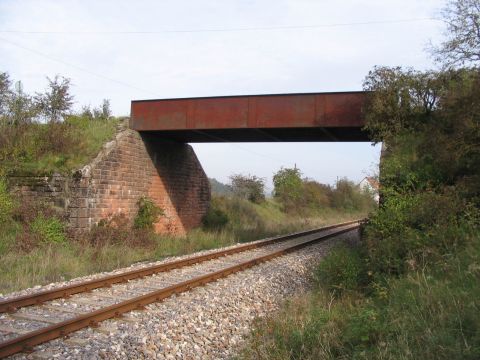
[0,36,156,95]
[0,18,441,35]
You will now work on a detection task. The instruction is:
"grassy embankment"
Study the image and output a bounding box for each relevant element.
[0,196,365,294]
[239,67,480,359]
[0,116,371,294]
[0,115,122,176]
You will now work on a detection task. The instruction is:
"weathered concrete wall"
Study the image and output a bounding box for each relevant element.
[9,128,211,236]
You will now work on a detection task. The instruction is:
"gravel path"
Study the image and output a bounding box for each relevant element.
[5,228,359,359]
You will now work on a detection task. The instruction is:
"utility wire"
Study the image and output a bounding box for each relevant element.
[0,18,441,35]
[0,36,156,95]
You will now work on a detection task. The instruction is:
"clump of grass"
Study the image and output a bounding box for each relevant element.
[31,216,66,244]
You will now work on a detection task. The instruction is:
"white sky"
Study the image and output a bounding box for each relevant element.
[0,0,446,190]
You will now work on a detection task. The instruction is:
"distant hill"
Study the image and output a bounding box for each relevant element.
[209,178,233,196]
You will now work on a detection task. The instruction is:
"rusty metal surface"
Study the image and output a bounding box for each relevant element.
[130,92,367,134]
[0,221,361,358]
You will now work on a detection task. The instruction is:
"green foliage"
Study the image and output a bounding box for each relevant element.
[0,178,14,224]
[314,245,368,293]
[0,71,120,175]
[31,216,66,244]
[133,196,164,230]
[35,75,73,123]
[273,167,304,211]
[302,180,332,209]
[202,206,229,230]
[363,66,441,143]
[229,173,265,204]
[272,167,376,214]
[0,115,120,175]
[243,235,480,359]
[331,178,375,211]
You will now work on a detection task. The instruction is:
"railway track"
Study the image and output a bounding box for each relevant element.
[0,220,361,358]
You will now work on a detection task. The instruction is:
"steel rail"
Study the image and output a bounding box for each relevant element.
[0,223,360,358]
[0,220,361,313]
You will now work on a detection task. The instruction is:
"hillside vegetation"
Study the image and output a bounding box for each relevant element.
[1,115,122,175]
[240,1,480,358]
[0,72,122,176]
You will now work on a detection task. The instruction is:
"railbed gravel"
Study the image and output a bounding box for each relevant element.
[5,228,359,359]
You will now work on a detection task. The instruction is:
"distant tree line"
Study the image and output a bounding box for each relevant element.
[222,167,376,214]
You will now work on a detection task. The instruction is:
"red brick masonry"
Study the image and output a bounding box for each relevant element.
[10,129,211,236]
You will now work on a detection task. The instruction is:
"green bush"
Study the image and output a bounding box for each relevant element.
[133,197,163,230]
[202,206,229,230]
[229,173,266,204]
[341,307,381,350]
[314,245,368,293]
[0,178,14,224]
[31,216,66,244]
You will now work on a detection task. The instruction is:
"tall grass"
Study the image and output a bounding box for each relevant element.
[1,116,121,176]
[240,227,480,360]
[0,195,367,294]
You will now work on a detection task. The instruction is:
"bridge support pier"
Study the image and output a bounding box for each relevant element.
[68,129,211,235]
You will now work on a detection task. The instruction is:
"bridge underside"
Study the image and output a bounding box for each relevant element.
[141,127,366,142]
[130,92,370,142]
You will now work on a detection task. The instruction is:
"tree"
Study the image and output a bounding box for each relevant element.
[432,0,480,67]
[0,72,12,118]
[6,82,38,126]
[81,99,112,120]
[93,99,112,120]
[229,174,265,204]
[302,180,332,209]
[362,66,441,142]
[35,75,73,122]
[273,166,303,211]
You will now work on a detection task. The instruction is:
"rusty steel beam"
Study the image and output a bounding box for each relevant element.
[129,92,369,142]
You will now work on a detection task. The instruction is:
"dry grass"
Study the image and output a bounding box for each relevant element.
[0,202,366,294]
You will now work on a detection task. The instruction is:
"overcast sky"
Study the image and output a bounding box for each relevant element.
[0,0,446,190]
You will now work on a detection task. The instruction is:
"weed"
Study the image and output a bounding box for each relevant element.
[133,196,164,230]
[30,216,66,244]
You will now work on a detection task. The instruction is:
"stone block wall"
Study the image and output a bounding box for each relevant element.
[9,128,211,236]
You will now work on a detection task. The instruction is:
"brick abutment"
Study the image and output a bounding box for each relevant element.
[8,129,211,235]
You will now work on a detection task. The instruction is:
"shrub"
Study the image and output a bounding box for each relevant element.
[315,245,368,293]
[302,180,332,210]
[202,206,229,230]
[31,216,66,244]
[133,197,163,230]
[273,167,304,212]
[229,174,265,204]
